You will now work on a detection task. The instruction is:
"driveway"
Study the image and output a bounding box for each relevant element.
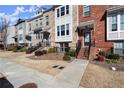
[0,58,88,88]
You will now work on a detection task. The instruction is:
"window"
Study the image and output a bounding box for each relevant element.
[66,5,69,14]
[29,24,31,31]
[114,42,124,55]
[36,23,38,27]
[57,26,60,36]
[66,24,69,35]
[61,25,65,36]
[120,14,124,30]
[83,5,90,17]
[19,24,22,30]
[61,7,65,16]
[112,15,117,31]
[19,34,23,40]
[40,22,42,26]
[38,33,40,39]
[57,9,60,17]
[46,16,49,25]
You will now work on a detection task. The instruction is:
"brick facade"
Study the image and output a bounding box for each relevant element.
[77,5,113,60]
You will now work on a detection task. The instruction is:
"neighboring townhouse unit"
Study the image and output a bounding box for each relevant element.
[27,7,56,48]
[55,5,78,52]
[14,19,27,47]
[77,5,113,59]
[6,26,15,47]
[107,5,124,56]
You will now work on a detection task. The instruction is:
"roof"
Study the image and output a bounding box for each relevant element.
[15,18,25,26]
[107,5,124,13]
[28,5,60,22]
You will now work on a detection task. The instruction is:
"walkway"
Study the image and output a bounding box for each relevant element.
[0,58,88,88]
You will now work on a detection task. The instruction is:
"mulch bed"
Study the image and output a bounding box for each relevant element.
[27,53,64,60]
[91,59,124,71]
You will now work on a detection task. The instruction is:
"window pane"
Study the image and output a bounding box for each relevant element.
[57,9,59,17]
[66,24,69,35]
[112,16,117,24]
[83,5,90,17]
[61,7,65,16]
[112,24,117,31]
[57,26,60,36]
[120,14,124,30]
[120,23,124,30]
[66,5,69,14]
[61,25,65,36]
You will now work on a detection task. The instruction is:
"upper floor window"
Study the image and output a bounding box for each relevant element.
[61,7,65,16]
[36,23,38,27]
[61,25,65,36]
[57,9,60,17]
[66,5,69,14]
[57,26,60,36]
[19,24,22,30]
[112,15,117,31]
[46,16,49,25]
[66,24,69,35]
[120,14,124,30]
[19,34,23,40]
[29,24,31,31]
[83,5,90,17]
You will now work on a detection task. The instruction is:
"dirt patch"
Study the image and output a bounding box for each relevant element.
[80,62,124,88]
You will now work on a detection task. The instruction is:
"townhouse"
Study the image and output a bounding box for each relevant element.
[54,5,78,52]
[27,7,56,48]
[6,26,15,47]
[107,5,124,56]
[14,19,27,47]
[76,5,113,59]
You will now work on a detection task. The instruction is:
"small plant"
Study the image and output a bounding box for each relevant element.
[108,54,120,60]
[106,59,111,64]
[106,59,119,64]
[99,51,109,58]
[12,47,18,52]
[19,47,27,52]
[42,50,47,54]
[48,47,55,53]
[69,49,76,57]
[35,51,43,56]
[63,55,71,61]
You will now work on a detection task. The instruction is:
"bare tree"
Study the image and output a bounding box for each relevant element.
[0,17,10,50]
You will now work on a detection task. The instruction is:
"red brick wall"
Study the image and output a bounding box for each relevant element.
[78,5,113,54]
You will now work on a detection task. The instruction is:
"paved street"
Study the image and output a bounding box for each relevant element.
[0,58,88,88]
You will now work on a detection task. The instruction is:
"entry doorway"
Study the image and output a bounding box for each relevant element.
[60,42,69,52]
[83,31,91,47]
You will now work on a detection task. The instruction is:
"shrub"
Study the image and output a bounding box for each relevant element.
[42,50,47,54]
[69,49,76,57]
[35,51,43,56]
[19,47,27,52]
[63,55,71,61]
[99,51,109,58]
[12,47,18,52]
[7,47,14,51]
[108,54,120,60]
[106,59,119,64]
[48,47,55,53]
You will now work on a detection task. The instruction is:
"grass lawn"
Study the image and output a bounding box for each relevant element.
[80,61,124,88]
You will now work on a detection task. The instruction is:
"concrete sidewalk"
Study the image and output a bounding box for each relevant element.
[0,58,88,88]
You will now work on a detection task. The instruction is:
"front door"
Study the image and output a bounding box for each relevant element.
[84,31,91,47]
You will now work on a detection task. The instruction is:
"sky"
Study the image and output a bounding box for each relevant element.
[0,5,52,26]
